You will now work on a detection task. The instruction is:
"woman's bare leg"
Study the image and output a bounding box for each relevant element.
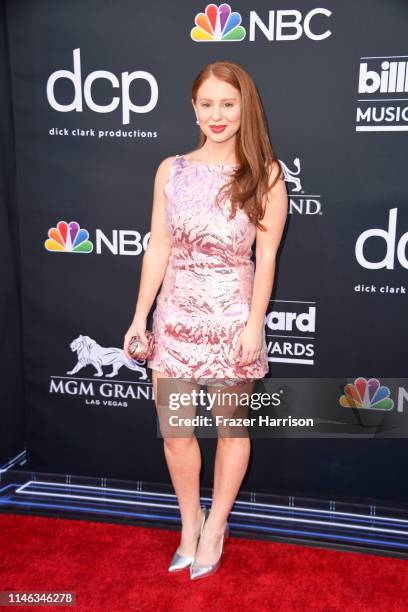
[151,368,203,556]
[193,379,254,565]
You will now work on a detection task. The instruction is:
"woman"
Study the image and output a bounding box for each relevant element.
[124,61,288,579]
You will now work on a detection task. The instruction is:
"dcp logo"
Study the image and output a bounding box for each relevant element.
[355,208,408,270]
[46,48,158,125]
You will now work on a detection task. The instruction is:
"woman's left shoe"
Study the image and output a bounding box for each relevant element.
[189,522,230,580]
[168,506,208,572]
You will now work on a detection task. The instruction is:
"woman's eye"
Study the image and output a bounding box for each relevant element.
[201,103,233,108]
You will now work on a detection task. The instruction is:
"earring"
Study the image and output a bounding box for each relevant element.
[196,120,199,124]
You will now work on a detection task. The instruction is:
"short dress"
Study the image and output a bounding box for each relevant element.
[147,154,269,385]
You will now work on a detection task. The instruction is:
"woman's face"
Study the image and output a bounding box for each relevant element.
[193,76,241,142]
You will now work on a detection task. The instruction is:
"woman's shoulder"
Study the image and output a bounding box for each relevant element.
[156,155,184,197]
[157,154,180,171]
[175,150,198,162]
[155,155,180,180]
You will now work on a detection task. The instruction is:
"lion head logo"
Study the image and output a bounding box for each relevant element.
[66,334,148,380]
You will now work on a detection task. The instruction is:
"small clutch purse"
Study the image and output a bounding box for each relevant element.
[127,330,155,360]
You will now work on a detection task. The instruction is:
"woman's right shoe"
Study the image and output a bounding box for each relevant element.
[168,505,208,572]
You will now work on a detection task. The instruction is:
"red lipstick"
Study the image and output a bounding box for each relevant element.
[210,125,227,133]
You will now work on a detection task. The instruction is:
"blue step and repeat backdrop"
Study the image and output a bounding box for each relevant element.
[5,1,408,502]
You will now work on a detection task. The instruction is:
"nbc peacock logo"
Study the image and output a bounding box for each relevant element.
[339,377,394,411]
[191,3,246,42]
[44,220,93,253]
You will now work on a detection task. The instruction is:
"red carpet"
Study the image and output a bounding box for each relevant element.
[0,513,407,611]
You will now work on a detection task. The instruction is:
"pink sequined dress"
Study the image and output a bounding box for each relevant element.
[147,154,269,384]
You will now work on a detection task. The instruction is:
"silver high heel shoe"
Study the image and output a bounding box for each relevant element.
[168,505,208,572]
[189,522,230,580]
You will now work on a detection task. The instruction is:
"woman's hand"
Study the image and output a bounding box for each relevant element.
[233,321,264,366]
[123,317,148,359]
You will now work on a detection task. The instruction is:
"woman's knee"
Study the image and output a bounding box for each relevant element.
[216,433,250,444]
[163,435,197,453]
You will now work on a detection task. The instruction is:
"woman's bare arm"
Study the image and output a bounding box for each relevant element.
[247,161,288,330]
[232,161,288,365]
[131,156,176,323]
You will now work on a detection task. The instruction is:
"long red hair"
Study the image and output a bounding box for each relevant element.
[191,61,283,231]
